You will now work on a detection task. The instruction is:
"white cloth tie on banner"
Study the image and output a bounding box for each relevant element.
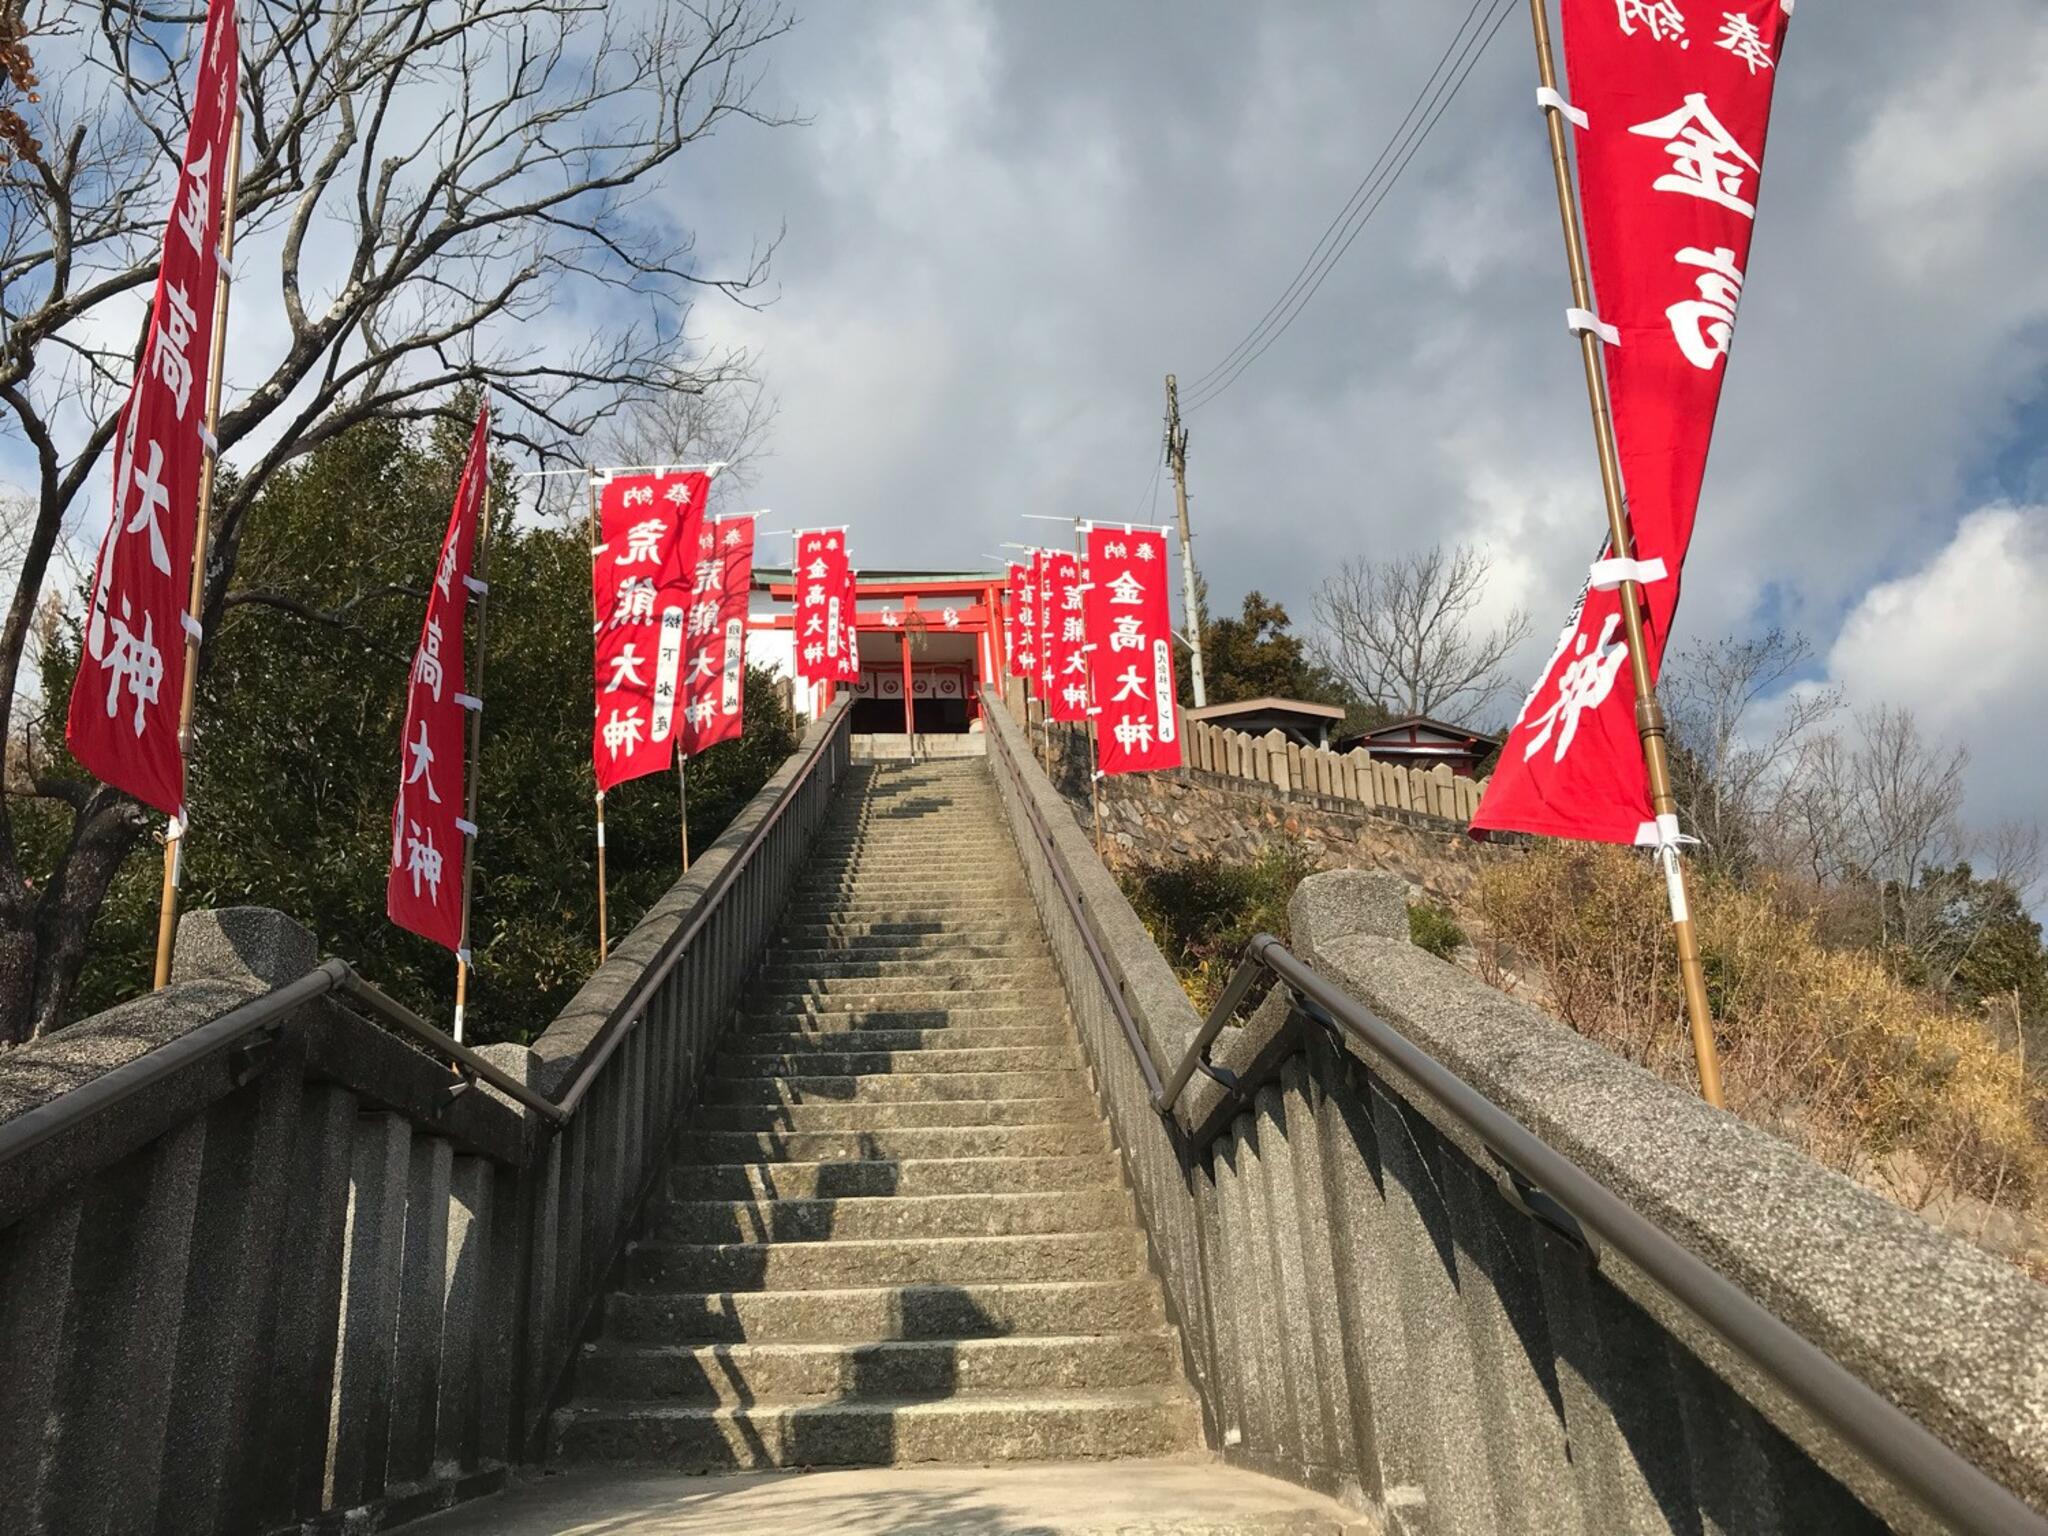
[457,947,473,967]
[1636,813,1701,924]
[1535,86,1588,129]
[181,613,203,641]
[1566,308,1621,347]
[463,575,487,595]
[1589,556,1669,592]
[455,693,482,712]
[455,818,478,838]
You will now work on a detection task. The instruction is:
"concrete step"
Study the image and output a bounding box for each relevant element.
[806,856,1012,869]
[722,1025,1071,1054]
[733,1003,1067,1029]
[751,958,1058,989]
[663,1155,1122,1202]
[603,1277,1168,1345]
[790,884,1031,905]
[782,898,1029,916]
[674,1123,1109,1164]
[390,1459,1371,1536]
[694,1099,1097,1134]
[571,1330,1180,1404]
[549,1386,1202,1470]
[713,1047,1082,1078]
[704,1068,1087,1103]
[780,907,1033,929]
[651,1188,1134,1244]
[626,1230,1148,1292]
[768,938,1049,962]
[737,999,1064,1024]
[774,920,1039,942]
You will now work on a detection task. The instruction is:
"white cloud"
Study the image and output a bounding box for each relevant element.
[1825,505,2048,826]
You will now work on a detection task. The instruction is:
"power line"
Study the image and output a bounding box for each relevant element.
[1186,0,1515,412]
[1179,0,1495,401]
[1182,0,1517,414]
[1133,446,1164,522]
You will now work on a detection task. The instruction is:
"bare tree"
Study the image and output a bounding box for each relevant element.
[0,0,796,1041]
[1310,542,1530,724]
[599,375,779,513]
[1775,705,1974,969]
[1661,628,1839,869]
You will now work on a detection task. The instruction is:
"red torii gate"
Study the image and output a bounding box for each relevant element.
[752,568,1010,733]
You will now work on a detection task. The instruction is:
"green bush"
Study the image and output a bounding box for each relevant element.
[1119,845,1314,1010]
[1408,902,1466,960]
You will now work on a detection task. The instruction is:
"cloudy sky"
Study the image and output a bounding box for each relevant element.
[658,0,2048,841]
[7,2,2043,847]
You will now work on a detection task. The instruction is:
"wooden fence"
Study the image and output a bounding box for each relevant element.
[1179,719,1487,824]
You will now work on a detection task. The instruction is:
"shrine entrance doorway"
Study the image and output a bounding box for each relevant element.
[848,628,978,734]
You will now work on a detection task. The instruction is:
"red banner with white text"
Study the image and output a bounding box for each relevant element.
[65,0,239,817]
[1084,528,1181,774]
[838,564,862,685]
[794,531,853,687]
[591,471,709,791]
[388,406,490,951]
[679,516,755,755]
[1045,551,1090,723]
[1036,551,1057,704]
[1005,560,1032,677]
[1474,0,1790,844]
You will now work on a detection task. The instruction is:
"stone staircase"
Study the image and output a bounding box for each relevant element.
[550,757,1204,1472]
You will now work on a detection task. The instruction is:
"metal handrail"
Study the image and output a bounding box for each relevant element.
[0,958,565,1174]
[1,704,854,1168]
[1161,934,2047,1536]
[554,699,851,1116]
[982,690,1168,1108]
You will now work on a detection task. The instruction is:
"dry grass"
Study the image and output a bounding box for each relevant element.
[1475,844,2048,1222]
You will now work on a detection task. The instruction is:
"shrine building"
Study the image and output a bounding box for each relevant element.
[754,565,1012,735]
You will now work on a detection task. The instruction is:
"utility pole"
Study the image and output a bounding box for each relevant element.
[1164,373,1207,708]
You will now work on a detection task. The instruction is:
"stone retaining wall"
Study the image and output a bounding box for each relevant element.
[1025,702,1517,910]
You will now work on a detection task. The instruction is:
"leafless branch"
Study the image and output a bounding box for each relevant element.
[1309,542,1530,725]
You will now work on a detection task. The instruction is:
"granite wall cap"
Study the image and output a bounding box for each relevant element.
[473,1043,542,1118]
[171,907,317,988]
[1289,870,1409,949]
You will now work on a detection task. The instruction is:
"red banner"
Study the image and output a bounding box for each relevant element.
[1036,550,1057,704]
[794,530,854,687]
[388,406,490,951]
[679,516,755,755]
[1474,1,1790,844]
[1045,551,1090,723]
[1085,528,1181,775]
[1004,561,1032,677]
[65,0,239,817]
[838,564,862,685]
[1011,555,1042,684]
[591,470,709,791]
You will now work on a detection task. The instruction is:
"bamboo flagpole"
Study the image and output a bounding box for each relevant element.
[452,471,497,1044]
[152,108,244,989]
[1527,0,1723,1106]
[586,469,610,962]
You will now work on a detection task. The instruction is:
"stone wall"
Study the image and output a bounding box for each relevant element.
[1029,708,1518,912]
